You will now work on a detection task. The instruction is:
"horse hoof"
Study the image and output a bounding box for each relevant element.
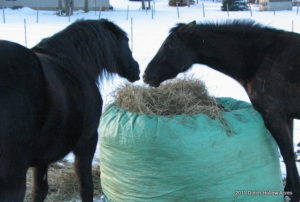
[290,194,300,202]
[284,195,291,202]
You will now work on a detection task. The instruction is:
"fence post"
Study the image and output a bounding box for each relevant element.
[151,5,154,19]
[99,9,101,19]
[131,17,133,53]
[126,5,129,20]
[68,5,71,22]
[176,3,180,18]
[249,4,252,17]
[2,7,5,24]
[226,3,229,17]
[24,19,28,47]
[153,0,156,16]
[36,8,39,23]
[2,0,5,24]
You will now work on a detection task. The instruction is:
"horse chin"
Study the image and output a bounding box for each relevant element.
[144,75,177,88]
[145,80,161,87]
[127,75,140,83]
[125,62,140,82]
[143,72,180,87]
[152,73,179,87]
[149,83,160,87]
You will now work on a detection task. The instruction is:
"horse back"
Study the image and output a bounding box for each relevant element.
[248,33,300,117]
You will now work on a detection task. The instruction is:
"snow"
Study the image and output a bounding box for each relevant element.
[1,0,300,196]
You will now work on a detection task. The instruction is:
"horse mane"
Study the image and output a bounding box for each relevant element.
[32,19,127,83]
[170,19,288,37]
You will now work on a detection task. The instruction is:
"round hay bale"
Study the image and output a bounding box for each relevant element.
[99,79,283,202]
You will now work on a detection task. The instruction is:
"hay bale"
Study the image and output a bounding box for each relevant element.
[113,78,223,119]
[100,97,284,202]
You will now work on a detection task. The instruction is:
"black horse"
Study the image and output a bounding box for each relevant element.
[143,20,300,201]
[0,19,139,202]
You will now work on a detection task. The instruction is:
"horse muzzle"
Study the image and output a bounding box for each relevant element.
[126,62,140,82]
[128,74,140,82]
[143,74,161,87]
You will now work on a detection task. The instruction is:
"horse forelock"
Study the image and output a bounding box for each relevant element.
[33,19,127,83]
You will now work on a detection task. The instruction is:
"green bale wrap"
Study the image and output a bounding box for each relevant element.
[99,97,283,202]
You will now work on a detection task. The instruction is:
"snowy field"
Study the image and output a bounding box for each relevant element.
[1,0,300,199]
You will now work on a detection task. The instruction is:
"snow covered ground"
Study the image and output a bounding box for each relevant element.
[1,0,300,197]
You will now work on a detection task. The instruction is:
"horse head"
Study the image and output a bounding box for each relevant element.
[143,21,197,87]
[101,20,140,83]
[114,35,140,82]
[34,19,140,84]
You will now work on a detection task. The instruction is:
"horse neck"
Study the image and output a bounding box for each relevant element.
[192,29,279,82]
[34,38,105,83]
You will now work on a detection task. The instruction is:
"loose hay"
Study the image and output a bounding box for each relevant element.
[113,78,223,119]
[25,160,101,202]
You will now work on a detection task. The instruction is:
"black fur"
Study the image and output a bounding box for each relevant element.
[144,20,300,201]
[0,19,139,202]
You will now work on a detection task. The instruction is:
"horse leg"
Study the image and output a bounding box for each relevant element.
[260,114,300,201]
[73,133,98,202]
[288,118,294,140]
[32,165,49,202]
[285,118,296,192]
[0,161,27,202]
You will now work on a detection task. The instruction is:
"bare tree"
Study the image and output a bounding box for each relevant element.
[65,0,74,16]
[58,0,63,10]
[84,0,89,12]
[142,0,146,9]
[57,0,63,15]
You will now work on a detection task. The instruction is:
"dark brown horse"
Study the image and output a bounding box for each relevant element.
[0,19,139,202]
[143,20,300,201]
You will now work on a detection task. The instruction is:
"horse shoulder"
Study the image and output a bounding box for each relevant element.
[32,53,101,163]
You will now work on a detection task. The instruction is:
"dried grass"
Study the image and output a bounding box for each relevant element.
[113,77,223,119]
[25,160,101,202]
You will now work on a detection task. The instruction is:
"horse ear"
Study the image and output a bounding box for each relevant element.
[187,21,196,27]
[173,21,196,34]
